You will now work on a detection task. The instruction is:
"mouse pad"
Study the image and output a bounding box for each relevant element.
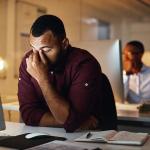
[0,133,66,149]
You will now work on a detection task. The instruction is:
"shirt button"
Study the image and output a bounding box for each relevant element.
[50,71,54,75]
[85,82,88,87]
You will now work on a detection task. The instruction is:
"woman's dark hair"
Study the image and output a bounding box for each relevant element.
[127,40,144,53]
[30,15,66,39]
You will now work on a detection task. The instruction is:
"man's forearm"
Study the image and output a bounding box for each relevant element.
[39,112,63,127]
[38,79,70,124]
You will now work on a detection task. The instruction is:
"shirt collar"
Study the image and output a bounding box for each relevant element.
[140,64,148,73]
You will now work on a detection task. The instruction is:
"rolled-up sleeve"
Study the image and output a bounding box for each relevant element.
[64,58,101,132]
[18,54,47,126]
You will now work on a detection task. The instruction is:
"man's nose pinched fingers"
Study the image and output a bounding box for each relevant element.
[39,50,48,65]
[33,51,40,63]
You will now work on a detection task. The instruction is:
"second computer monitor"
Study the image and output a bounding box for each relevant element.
[71,39,124,102]
[0,97,5,131]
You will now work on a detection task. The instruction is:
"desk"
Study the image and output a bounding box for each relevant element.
[0,122,150,150]
[2,102,20,122]
[116,102,150,134]
[116,103,150,126]
[2,102,150,132]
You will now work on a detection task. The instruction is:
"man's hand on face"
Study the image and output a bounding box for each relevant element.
[26,50,49,83]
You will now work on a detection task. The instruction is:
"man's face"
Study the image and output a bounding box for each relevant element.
[123,44,143,62]
[29,31,63,65]
[123,44,143,73]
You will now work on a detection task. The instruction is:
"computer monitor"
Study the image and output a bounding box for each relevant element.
[0,97,5,131]
[71,39,124,102]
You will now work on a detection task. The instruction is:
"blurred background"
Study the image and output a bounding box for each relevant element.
[0,0,150,122]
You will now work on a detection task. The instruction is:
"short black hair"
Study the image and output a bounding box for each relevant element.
[30,15,66,39]
[127,40,144,53]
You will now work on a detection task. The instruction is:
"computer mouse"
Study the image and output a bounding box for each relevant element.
[25,132,51,139]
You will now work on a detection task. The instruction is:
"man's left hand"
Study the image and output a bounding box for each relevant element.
[26,50,49,83]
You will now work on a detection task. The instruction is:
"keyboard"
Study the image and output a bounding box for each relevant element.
[138,103,150,112]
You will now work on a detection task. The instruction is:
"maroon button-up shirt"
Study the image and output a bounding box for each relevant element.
[18,45,117,132]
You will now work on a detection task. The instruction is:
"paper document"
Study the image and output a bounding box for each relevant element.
[27,140,102,150]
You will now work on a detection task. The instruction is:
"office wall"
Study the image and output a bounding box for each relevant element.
[18,0,102,41]
[0,0,17,97]
[120,21,150,51]
[0,0,7,58]
[130,22,150,66]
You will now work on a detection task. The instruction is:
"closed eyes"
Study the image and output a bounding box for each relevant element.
[30,45,53,53]
[42,47,52,52]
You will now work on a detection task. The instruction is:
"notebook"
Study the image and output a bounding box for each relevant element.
[75,130,149,146]
[27,140,102,150]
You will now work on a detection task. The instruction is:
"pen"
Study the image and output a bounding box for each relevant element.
[86,132,92,138]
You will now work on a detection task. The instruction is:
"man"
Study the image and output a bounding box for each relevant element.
[18,15,117,132]
[123,41,150,103]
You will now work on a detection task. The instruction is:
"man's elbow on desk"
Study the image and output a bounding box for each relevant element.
[39,112,64,127]
[20,108,90,133]
[20,108,47,126]
[34,112,74,132]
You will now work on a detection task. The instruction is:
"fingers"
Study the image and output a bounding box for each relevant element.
[29,53,33,61]
[39,50,48,65]
[26,53,37,69]
[26,53,33,67]
[26,58,29,67]
[26,50,48,68]
[33,51,40,63]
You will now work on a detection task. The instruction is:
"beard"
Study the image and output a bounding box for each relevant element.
[49,48,67,69]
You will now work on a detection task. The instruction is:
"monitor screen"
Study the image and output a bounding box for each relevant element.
[0,97,5,131]
[71,39,124,102]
